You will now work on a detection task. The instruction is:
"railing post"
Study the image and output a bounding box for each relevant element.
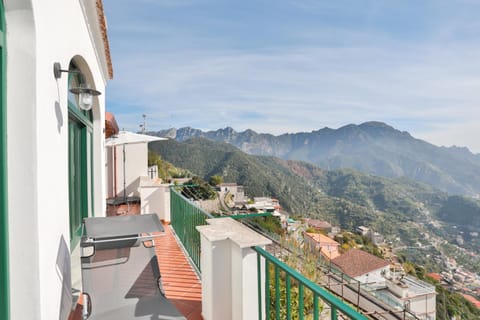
[197,231,232,320]
[257,254,263,320]
[197,218,271,320]
[331,306,337,320]
[253,246,369,320]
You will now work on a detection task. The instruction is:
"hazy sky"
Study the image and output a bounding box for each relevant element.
[103,0,480,153]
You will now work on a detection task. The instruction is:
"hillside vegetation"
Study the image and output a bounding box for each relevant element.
[150,138,480,251]
[150,137,480,318]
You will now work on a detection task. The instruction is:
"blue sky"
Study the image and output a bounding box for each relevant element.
[103,0,480,152]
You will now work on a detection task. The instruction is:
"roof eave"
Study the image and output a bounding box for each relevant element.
[96,0,113,79]
[79,0,114,82]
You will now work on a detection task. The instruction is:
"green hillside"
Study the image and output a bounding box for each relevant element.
[149,138,480,252]
[152,122,480,196]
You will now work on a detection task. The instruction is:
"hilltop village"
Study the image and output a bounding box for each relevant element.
[190,182,480,318]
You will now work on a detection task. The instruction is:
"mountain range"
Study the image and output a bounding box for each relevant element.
[149,138,480,258]
[149,136,480,319]
[151,122,480,196]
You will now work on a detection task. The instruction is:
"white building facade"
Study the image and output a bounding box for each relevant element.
[105,138,148,199]
[385,277,437,320]
[2,0,112,319]
[354,266,390,285]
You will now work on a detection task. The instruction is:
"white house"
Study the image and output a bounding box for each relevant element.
[303,232,341,260]
[331,249,390,285]
[2,1,112,319]
[105,130,165,200]
[217,183,247,206]
[382,276,437,320]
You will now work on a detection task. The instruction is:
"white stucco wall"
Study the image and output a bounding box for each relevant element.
[407,295,436,319]
[139,182,171,221]
[355,266,389,285]
[105,143,115,198]
[197,218,271,320]
[5,0,109,319]
[108,142,148,198]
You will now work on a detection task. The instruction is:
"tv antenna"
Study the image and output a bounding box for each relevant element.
[139,114,146,133]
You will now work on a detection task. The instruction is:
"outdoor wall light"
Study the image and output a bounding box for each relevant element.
[53,62,101,111]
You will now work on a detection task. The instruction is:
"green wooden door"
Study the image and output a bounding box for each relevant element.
[0,1,9,319]
[68,118,89,249]
[68,68,93,250]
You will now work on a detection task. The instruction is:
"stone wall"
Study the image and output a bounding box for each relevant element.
[195,198,221,214]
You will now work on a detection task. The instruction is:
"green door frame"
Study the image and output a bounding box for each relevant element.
[0,2,9,319]
[68,69,94,250]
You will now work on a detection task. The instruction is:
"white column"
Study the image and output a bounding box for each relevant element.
[163,185,171,222]
[198,234,232,320]
[197,218,271,320]
[231,244,264,320]
[139,183,172,222]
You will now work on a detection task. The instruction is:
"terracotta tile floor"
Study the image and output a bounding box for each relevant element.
[154,224,203,320]
[70,220,202,320]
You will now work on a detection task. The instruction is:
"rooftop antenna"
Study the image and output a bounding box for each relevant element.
[140,114,146,133]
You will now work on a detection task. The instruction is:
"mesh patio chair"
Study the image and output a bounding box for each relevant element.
[81,214,186,320]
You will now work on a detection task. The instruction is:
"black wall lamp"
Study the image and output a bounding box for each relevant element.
[53,62,101,111]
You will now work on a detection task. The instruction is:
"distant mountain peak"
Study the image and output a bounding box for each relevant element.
[220,126,236,133]
[359,121,392,128]
[150,122,480,196]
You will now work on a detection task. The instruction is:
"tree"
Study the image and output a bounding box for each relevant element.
[209,175,223,186]
[148,149,161,166]
[181,176,217,200]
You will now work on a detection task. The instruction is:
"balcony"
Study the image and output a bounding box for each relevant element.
[73,186,368,319]
[168,187,368,320]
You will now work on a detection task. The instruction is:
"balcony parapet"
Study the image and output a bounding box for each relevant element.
[197,218,271,320]
[197,217,272,248]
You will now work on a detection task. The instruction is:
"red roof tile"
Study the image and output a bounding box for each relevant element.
[331,249,389,278]
[462,294,480,309]
[304,232,339,246]
[426,272,441,282]
[105,112,119,138]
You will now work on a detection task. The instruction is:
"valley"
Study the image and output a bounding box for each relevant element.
[149,135,480,301]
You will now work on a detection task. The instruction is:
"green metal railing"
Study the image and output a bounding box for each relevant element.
[170,186,213,272]
[254,246,368,320]
[170,187,367,319]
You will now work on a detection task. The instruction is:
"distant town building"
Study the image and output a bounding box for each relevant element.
[356,226,370,236]
[217,183,247,206]
[426,273,441,282]
[250,197,281,212]
[303,232,340,260]
[355,226,384,245]
[381,276,437,320]
[305,219,332,233]
[331,249,390,285]
[456,235,464,245]
[329,226,341,238]
[286,218,301,233]
[462,294,480,309]
[366,230,385,246]
[331,248,438,319]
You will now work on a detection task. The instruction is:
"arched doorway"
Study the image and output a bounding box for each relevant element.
[67,60,96,297]
[68,62,94,249]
